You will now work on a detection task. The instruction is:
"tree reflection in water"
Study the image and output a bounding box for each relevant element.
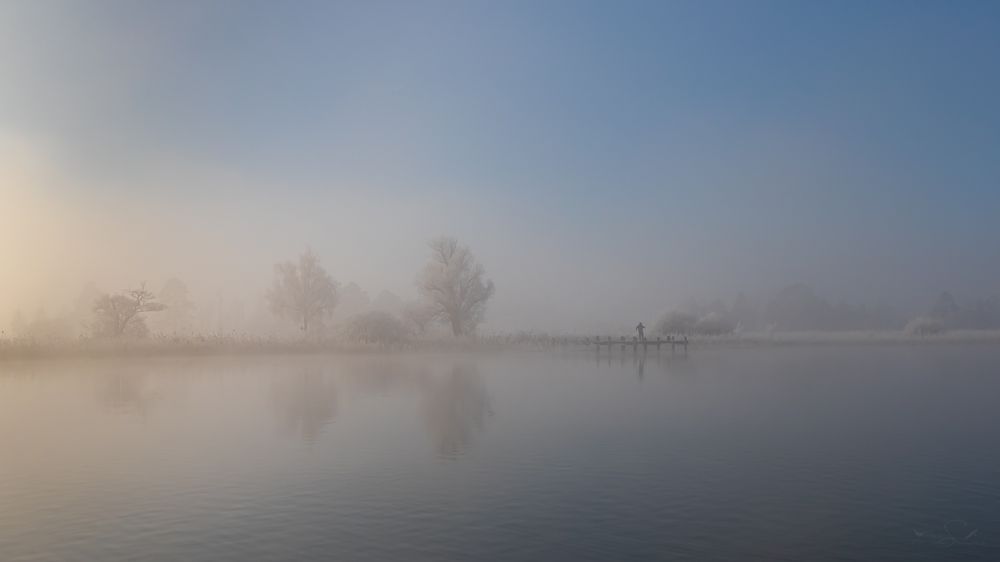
[98,366,163,417]
[269,359,492,456]
[102,373,152,416]
[420,363,492,458]
[270,366,339,445]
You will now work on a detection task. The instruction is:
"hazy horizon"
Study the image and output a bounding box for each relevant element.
[3,1,1000,334]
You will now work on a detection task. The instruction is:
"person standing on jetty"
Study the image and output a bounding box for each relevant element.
[636,322,646,342]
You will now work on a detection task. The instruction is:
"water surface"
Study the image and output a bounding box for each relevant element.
[1,346,998,560]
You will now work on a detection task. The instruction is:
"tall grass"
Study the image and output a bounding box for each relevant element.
[2,329,999,361]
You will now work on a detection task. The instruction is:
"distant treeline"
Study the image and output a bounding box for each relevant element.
[656,284,1000,336]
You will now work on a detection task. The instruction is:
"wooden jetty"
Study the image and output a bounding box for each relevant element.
[589,335,688,351]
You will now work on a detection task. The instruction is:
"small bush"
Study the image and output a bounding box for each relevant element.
[693,312,736,336]
[344,311,410,347]
[904,317,946,336]
[655,312,697,335]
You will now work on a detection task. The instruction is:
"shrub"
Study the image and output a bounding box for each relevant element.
[655,312,697,335]
[904,317,946,336]
[344,311,410,347]
[693,312,736,336]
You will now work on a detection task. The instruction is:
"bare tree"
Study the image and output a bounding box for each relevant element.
[267,249,339,334]
[92,283,165,338]
[418,236,495,336]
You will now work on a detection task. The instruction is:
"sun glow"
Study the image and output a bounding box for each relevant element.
[0,136,80,320]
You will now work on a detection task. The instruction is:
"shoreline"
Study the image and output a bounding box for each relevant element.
[1,330,999,362]
[679,330,1000,347]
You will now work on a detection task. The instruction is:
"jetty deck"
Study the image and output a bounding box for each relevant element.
[588,336,688,351]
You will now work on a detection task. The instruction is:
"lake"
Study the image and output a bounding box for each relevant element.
[1,345,998,561]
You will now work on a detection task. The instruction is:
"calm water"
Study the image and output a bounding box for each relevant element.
[1,346,998,561]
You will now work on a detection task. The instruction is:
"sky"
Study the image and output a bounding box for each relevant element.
[2,0,1000,333]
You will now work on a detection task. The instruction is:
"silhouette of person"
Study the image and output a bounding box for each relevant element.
[636,322,646,342]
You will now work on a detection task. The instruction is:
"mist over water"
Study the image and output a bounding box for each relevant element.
[2,348,999,561]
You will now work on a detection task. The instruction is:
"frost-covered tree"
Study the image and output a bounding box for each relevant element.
[417,237,495,337]
[92,284,164,338]
[267,249,339,334]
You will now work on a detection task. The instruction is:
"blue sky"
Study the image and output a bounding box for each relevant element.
[2,1,1000,331]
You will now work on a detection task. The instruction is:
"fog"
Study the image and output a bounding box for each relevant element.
[3,1,1000,339]
[5,5,1000,560]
